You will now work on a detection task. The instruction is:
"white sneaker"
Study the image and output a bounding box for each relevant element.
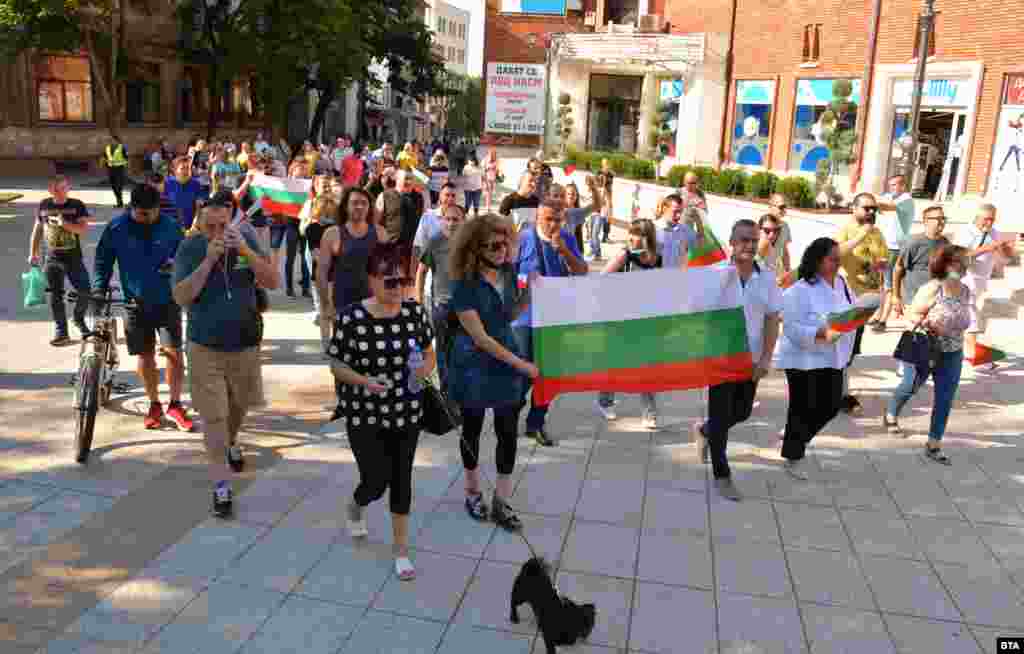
[783,459,809,481]
[595,401,617,421]
[643,413,659,430]
[310,311,321,325]
[347,501,368,538]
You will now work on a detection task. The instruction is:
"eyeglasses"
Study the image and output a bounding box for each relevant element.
[927,215,947,223]
[379,276,412,290]
[761,227,779,234]
[485,240,508,252]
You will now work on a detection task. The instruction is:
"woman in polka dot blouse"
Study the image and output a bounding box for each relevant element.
[327,242,435,581]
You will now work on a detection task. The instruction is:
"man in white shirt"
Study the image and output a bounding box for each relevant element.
[872,175,915,331]
[656,194,699,269]
[693,219,782,501]
[955,203,1016,360]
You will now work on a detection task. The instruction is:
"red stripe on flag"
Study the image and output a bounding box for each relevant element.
[259,198,302,218]
[532,352,754,406]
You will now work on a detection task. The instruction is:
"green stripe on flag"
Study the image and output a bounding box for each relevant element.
[534,307,749,379]
[250,187,307,206]
[688,219,727,267]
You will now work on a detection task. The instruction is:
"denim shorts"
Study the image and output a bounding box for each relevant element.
[269,223,288,249]
[883,251,900,289]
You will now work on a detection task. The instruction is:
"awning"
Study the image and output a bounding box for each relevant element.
[551,32,709,73]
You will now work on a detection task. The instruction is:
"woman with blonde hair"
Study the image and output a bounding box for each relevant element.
[482,147,501,211]
[596,218,663,427]
[448,213,536,530]
[300,181,338,323]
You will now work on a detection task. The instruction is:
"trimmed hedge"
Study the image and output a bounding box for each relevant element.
[563,149,815,208]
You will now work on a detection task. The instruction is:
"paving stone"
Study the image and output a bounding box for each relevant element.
[629,581,714,654]
[714,541,792,599]
[0,481,60,520]
[636,529,712,590]
[906,516,997,567]
[562,521,639,579]
[840,510,924,560]
[787,547,875,610]
[884,615,981,654]
[717,592,806,654]
[484,513,571,567]
[338,610,445,654]
[934,563,1024,630]
[555,571,632,650]
[149,519,266,579]
[859,556,961,622]
[438,624,535,654]
[454,560,538,636]
[414,504,496,558]
[642,487,707,539]
[885,479,964,520]
[294,541,394,607]
[372,550,478,622]
[220,527,334,593]
[238,595,363,654]
[575,478,645,527]
[708,497,780,545]
[802,604,895,654]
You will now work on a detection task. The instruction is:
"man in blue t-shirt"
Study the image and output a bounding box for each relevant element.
[164,157,208,230]
[512,198,588,447]
[173,191,280,518]
[94,184,192,432]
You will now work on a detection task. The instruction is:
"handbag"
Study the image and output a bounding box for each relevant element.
[893,300,939,371]
[420,377,462,436]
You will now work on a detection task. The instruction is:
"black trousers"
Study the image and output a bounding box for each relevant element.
[781,368,844,461]
[348,424,420,515]
[45,251,91,332]
[108,165,126,207]
[703,379,758,479]
[284,221,310,291]
[460,405,520,476]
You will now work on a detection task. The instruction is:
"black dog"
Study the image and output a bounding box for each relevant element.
[510,557,596,654]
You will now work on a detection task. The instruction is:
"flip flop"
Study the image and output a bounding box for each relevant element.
[395,556,416,581]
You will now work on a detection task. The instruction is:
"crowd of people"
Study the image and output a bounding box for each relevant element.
[26,131,1018,578]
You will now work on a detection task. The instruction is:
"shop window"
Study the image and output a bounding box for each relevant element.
[912,17,936,59]
[180,65,207,124]
[607,0,639,25]
[802,24,821,63]
[587,74,643,151]
[732,80,775,167]
[789,78,861,174]
[35,55,94,122]
[125,61,161,124]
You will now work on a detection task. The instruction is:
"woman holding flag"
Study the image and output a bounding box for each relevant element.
[774,237,855,480]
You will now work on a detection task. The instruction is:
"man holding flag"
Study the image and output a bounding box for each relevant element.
[693,219,781,501]
[655,194,700,269]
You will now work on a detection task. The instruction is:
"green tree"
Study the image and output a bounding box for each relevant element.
[441,74,482,139]
[814,79,858,205]
[0,0,132,133]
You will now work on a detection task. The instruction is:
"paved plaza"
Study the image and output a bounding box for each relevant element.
[1,180,1023,653]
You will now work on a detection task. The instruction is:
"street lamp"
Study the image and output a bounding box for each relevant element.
[899,0,937,187]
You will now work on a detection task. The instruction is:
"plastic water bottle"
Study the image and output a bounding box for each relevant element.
[407,344,424,393]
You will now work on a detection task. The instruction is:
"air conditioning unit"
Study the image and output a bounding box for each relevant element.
[638,14,664,32]
[583,11,596,26]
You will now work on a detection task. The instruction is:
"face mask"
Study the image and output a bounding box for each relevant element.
[629,248,647,256]
[946,271,962,282]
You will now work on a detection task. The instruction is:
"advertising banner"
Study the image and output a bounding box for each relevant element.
[485,63,546,135]
[986,74,1024,231]
[500,0,566,14]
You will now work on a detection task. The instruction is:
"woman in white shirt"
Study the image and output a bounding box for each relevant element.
[462,156,483,217]
[774,237,855,480]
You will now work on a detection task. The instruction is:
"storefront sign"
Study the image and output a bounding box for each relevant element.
[500,0,566,14]
[891,78,969,107]
[795,79,862,106]
[736,80,774,105]
[986,75,1024,230]
[660,80,684,103]
[485,62,546,135]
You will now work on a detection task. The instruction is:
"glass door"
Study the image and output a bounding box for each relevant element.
[936,111,968,201]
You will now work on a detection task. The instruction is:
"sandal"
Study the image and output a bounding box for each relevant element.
[395,556,416,581]
[882,415,903,436]
[465,492,489,522]
[924,446,951,465]
[491,496,522,532]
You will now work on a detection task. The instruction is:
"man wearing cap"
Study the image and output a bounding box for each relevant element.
[94,184,193,431]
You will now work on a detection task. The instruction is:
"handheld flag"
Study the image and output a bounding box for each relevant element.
[687,209,728,267]
[531,267,752,405]
[564,164,577,176]
[826,293,881,332]
[966,343,1007,366]
[247,173,311,218]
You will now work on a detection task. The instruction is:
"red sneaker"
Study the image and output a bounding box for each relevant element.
[166,402,194,432]
[144,401,164,429]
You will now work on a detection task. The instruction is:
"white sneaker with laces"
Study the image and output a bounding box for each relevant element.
[347,501,368,538]
[783,459,809,481]
[643,413,659,430]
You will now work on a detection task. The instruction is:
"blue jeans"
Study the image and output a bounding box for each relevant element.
[887,350,964,442]
[464,190,481,213]
[45,251,91,332]
[512,326,548,431]
[588,214,607,258]
[305,246,321,314]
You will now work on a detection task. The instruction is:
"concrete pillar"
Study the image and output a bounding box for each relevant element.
[638,72,660,157]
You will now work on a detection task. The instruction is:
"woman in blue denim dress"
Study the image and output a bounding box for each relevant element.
[447,214,537,531]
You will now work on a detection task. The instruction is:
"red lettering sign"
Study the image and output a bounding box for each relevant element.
[1006,74,1024,105]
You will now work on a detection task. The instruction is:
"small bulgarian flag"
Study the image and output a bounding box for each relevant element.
[687,212,728,267]
[531,267,752,405]
[247,173,311,218]
[825,293,881,332]
[564,164,577,176]
[966,343,1007,366]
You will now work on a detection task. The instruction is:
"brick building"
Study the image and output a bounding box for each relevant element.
[0,4,270,177]
[484,0,1024,206]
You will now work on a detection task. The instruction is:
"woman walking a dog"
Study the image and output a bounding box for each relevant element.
[447,214,537,531]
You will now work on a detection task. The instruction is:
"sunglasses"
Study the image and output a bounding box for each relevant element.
[379,276,412,289]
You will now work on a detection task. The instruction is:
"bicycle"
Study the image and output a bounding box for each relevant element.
[65,286,134,464]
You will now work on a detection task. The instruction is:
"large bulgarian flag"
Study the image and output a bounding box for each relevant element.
[247,173,311,218]
[687,211,728,267]
[531,267,753,405]
[826,292,882,333]
[966,343,1007,366]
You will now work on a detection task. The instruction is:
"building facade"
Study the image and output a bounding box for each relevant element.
[424,0,472,138]
[0,5,269,176]
[484,0,1024,205]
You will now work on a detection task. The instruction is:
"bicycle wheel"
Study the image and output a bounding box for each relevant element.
[98,342,114,407]
[75,355,100,464]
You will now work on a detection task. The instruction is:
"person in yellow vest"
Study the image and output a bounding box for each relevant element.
[105,135,129,208]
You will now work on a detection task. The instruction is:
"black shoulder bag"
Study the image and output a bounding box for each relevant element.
[893,291,940,374]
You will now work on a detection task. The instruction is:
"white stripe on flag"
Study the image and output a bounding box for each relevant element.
[251,173,312,193]
[531,266,742,329]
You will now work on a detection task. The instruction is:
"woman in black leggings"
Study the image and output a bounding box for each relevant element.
[447,214,538,531]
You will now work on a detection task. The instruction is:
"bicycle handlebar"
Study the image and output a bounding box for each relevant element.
[55,288,136,307]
